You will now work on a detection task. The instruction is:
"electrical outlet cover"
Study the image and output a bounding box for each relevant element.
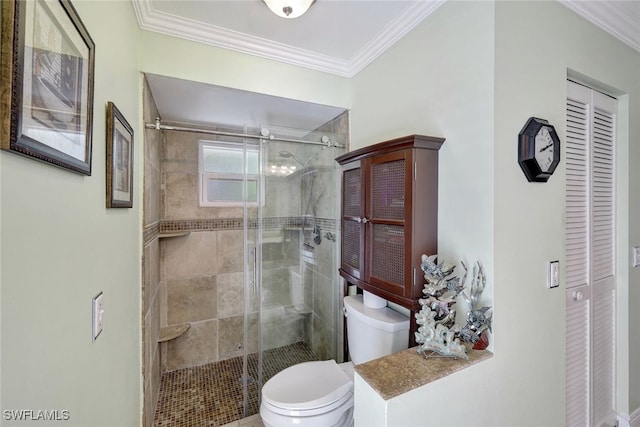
[92,292,104,341]
[548,261,559,288]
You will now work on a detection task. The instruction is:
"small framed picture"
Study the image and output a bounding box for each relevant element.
[1,0,95,175]
[106,102,134,208]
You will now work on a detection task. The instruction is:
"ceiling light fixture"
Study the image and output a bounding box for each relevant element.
[263,0,315,19]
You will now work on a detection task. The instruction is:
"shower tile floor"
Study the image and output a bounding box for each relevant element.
[154,342,319,426]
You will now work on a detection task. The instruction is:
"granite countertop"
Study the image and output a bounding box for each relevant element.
[354,346,493,400]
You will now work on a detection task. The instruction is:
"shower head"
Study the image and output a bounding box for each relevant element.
[277,150,317,168]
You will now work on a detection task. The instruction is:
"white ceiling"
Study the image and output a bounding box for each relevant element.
[145,73,347,131]
[137,0,640,130]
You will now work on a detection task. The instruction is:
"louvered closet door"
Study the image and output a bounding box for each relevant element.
[565,81,617,427]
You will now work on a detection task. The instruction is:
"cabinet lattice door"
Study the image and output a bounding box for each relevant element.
[368,154,407,292]
[341,166,363,279]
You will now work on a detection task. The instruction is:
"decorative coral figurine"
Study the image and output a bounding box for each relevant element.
[415,255,493,359]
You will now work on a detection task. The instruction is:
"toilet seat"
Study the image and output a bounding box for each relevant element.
[262,360,353,414]
[262,390,352,417]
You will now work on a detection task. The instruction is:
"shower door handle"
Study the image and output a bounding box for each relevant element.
[251,246,258,294]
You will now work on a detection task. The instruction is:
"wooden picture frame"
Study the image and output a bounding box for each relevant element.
[106,102,133,208]
[0,0,95,175]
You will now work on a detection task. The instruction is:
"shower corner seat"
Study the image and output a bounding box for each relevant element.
[158,231,191,239]
[159,323,191,342]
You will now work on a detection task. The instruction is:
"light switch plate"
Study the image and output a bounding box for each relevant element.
[92,292,104,341]
[633,246,640,268]
[547,261,559,289]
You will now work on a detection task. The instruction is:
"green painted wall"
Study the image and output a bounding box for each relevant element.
[494,0,640,419]
[353,1,640,425]
[351,2,497,422]
[139,30,352,113]
[1,1,143,425]
[350,0,495,275]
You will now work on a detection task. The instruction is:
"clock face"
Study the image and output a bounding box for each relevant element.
[534,126,555,172]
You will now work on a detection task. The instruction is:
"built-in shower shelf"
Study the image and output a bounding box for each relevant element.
[285,304,313,316]
[158,231,191,239]
[159,324,190,342]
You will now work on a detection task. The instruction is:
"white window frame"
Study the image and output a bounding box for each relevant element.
[198,140,260,207]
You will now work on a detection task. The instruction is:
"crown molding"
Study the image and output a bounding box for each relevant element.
[134,0,639,76]
[348,0,447,76]
[132,0,445,77]
[560,0,640,54]
[132,0,351,76]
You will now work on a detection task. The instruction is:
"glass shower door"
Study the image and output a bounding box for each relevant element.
[256,126,346,401]
[241,137,261,417]
[239,124,346,418]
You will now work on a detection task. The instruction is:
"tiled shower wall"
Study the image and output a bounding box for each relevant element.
[309,114,349,360]
[157,128,345,372]
[141,82,349,420]
[159,129,255,371]
[142,80,162,426]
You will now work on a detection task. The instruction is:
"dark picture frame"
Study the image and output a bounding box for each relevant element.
[106,102,133,208]
[0,0,95,175]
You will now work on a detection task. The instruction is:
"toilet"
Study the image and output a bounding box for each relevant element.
[260,293,410,427]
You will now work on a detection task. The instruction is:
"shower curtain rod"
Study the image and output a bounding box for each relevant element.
[145,118,344,148]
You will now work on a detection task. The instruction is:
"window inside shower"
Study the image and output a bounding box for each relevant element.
[198,141,260,206]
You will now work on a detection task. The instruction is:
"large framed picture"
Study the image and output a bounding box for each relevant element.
[106,102,133,208]
[0,0,95,175]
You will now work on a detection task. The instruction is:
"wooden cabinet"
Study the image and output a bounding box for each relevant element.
[336,135,444,346]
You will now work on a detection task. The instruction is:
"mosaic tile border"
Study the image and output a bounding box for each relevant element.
[145,217,337,248]
[144,217,336,237]
[161,218,244,233]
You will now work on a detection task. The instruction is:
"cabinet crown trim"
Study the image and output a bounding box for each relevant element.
[336,134,444,165]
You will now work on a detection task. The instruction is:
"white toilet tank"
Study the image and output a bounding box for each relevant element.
[344,294,410,365]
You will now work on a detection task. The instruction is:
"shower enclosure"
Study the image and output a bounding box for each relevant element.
[147,106,347,425]
[241,125,346,416]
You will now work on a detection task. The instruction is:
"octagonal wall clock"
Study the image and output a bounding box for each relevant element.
[518,117,561,182]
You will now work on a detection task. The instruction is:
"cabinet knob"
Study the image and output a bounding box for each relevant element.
[355,217,362,223]
[362,217,369,224]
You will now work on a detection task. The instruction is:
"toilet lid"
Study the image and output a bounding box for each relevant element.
[262,360,353,411]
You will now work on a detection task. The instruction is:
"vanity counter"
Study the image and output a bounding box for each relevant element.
[354,346,493,400]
